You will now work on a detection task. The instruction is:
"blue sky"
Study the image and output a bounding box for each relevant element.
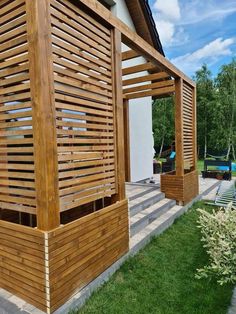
[149,0,236,78]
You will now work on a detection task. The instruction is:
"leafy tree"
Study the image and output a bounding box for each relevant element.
[152,97,174,158]
[152,59,236,161]
[193,64,215,158]
[214,59,236,159]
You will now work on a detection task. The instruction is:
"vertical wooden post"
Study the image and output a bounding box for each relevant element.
[111,28,126,201]
[192,85,197,171]
[175,78,184,176]
[26,0,60,231]
[123,99,131,182]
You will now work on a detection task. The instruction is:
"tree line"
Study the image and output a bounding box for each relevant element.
[153,58,236,160]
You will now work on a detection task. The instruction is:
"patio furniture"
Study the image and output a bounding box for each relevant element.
[202,159,232,180]
[162,151,176,173]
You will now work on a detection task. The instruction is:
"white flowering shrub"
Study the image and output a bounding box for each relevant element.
[196,202,236,285]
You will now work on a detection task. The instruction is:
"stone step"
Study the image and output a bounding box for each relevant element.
[130,205,185,255]
[129,190,165,217]
[126,185,157,202]
[130,198,176,237]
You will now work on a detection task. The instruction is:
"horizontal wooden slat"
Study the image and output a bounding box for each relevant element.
[54,81,112,104]
[123,79,174,94]
[58,164,114,179]
[0,232,47,310]
[122,49,140,61]
[0,44,28,61]
[51,13,110,56]
[0,0,25,16]
[57,145,114,152]
[0,187,35,197]
[125,85,175,99]
[0,63,29,79]
[53,47,111,81]
[59,177,115,197]
[0,34,28,53]
[52,37,110,70]
[57,138,113,145]
[58,158,114,170]
[122,62,157,76]
[56,120,113,131]
[50,0,110,49]
[0,4,26,26]
[53,54,112,85]
[60,183,115,205]
[0,73,29,88]
[0,14,26,37]
[51,0,110,37]
[0,53,28,69]
[57,128,113,138]
[58,152,108,161]
[54,93,112,111]
[51,27,110,64]
[0,83,30,96]
[60,189,116,211]
[0,24,27,44]
[59,171,115,189]
[56,110,113,124]
[123,72,170,86]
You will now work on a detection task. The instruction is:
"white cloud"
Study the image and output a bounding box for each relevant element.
[152,0,236,48]
[179,1,236,25]
[154,0,180,21]
[154,20,175,46]
[170,37,235,74]
[152,0,188,47]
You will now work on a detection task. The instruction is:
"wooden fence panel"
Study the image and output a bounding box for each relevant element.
[0,0,36,215]
[50,0,117,212]
[182,81,195,169]
[0,220,46,311]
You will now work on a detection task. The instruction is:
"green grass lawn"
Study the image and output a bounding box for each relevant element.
[71,202,233,314]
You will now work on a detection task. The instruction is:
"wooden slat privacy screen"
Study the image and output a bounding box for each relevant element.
[0,0,36,215]
[0,0,117,216]
[182,81,194,169]
[51,0,116,212]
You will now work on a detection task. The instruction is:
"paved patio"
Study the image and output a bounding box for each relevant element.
[0,176,231,314]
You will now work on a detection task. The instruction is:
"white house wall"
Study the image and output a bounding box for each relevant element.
[112,0,154,182]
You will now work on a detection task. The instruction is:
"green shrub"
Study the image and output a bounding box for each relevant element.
[196,202,236,285]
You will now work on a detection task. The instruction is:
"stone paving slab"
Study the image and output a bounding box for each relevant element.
[0,291,45,314]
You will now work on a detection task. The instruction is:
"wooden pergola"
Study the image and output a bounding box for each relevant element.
[0,0,198,313]
[120,45,198,203]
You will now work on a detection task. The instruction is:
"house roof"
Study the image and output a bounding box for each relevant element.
[124,0,165,56]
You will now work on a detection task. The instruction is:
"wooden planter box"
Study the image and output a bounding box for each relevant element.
[0,201,129,313]
[161,170,199,204]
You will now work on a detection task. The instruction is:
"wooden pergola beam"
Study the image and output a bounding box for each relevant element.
[78,0,195,87]
[123,71,169,86]
[123,79,174,95]
[122,62,158,76]
[122,49,140,61]
[124,85,175,99]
